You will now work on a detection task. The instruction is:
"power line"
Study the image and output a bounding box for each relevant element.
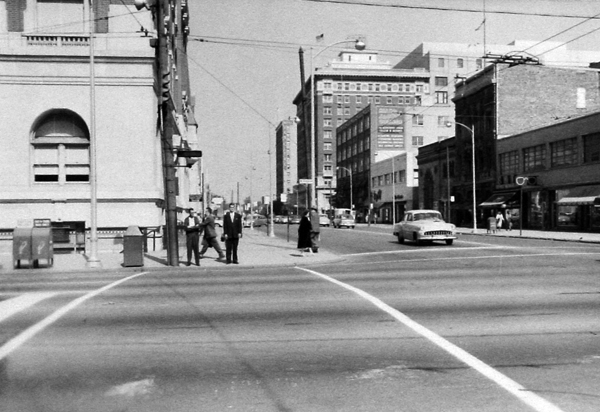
[297,0,600,20]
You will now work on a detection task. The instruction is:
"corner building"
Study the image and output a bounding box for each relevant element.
[0,1,198,251]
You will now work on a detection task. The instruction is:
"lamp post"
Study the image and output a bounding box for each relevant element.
[87,0,100,268]
[336,166,352,213]
[310,38,365,210]
[391,156,396,224]
[447,121,476,232]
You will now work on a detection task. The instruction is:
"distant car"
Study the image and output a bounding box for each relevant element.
[274,215,283,223]
[319,214,330,227]
[279,215,289,224]
[243,214,267,228]
[332,214,355,229]
[393,209,456,245]
[288,215,301,224]
[214,216,223,227]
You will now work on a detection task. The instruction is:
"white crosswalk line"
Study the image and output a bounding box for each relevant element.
[0,293,57,323]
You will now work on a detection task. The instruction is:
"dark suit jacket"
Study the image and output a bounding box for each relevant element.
[200,214,218,239]
[223,212,243,239]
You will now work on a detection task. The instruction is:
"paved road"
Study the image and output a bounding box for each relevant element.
[1,229,599,411]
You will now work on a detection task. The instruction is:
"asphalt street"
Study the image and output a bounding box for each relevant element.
[0,226,599,412]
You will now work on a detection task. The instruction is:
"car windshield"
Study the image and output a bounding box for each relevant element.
[413,212,443,221]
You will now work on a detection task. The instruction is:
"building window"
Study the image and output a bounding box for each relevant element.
[337,118,343,126]
[344,95,350,103]
[457,58,464,68]
[412,115,424,126]
[324,81,332,90]
[337,95,343,103]
[583,132,600,163]
[356,96,362,104]
[356,83,361,91]
[523,144,546,172]
[398,170,406,183]
[437,116,449,126]
[375,96,380,104]
[324,130,332,139]
[32,110,90,184]
[435,77,448,87]
[412,136,424,146]
[438,58,445,68]
[375,84,380,92]
[416,84,424,93]
[386,97,392,104]
[344,108,351,115]
[435,91,448,104]
[324,119,332,126]
[324,154,332,162]
[324,107,332,115]
[323,95,333,103]
[476,59,483,69]
[324,165,333,175]
[324,143,332,151]
[499,150,519,185]
[372,177,377,187]
[551,137,578,167]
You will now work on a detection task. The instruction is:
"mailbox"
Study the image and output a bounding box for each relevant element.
[31,227,54,267]
[13,227,32,268]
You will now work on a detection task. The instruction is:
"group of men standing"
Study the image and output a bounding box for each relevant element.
[183,203,243,266]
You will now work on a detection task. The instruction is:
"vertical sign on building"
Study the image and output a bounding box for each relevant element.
[377,107,404,149]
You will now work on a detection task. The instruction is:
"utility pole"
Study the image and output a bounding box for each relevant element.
[157,0,179,266]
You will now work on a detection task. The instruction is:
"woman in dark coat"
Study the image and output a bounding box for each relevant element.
[297,210,313,255]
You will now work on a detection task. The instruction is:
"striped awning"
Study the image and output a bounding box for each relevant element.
[557,185,600,206]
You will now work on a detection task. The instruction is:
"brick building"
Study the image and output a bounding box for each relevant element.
[451,63,600,227]
[496,111,600,232]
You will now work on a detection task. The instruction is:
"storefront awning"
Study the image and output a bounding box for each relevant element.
[557,185,600,206]
[479,192,518,208]
[595,196,600,207]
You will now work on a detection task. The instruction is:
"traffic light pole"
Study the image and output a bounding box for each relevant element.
[157,0,179,266]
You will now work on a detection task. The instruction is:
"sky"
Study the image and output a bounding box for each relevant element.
[186,0,600,202]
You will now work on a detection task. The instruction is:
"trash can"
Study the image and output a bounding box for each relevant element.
[13,227,33,269]
[31,226,54,268]
[123,225,144,267]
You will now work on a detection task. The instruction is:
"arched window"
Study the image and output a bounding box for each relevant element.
[32,110,90,184]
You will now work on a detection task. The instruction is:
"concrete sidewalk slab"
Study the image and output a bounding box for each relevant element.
[0,230,340,274]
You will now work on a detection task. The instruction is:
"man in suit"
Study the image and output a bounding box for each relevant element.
[222,202,243,264]
[183,208,201,266]
[199,207,225,260]
[309,205,320,253]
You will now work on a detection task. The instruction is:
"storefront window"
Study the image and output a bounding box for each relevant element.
[528,191,547,229]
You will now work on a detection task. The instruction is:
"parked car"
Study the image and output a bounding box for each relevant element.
[393,209,456,245]
[274,215,283,223]
[243,214,267,228]
[279,215,289,224]
[332,214,355,229]
[288,215,301,224]
[319,214,331,227]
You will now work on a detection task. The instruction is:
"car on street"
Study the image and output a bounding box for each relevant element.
[243,214,267,228]
[319,214,331,227]
[393,209,456,245]
[332,214,355,229]
[288,215,301,224]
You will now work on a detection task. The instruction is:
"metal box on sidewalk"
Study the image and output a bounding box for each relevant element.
[123,225,144,267]
[13,227,32,268]
[12,226,53,269]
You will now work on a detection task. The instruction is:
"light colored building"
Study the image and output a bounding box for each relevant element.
[275,118,298,214]
[294,47,448,211]
[0,1,198,251]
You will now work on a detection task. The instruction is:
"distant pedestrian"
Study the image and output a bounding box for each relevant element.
[309,206,320,253]
[222,203,243,264]
[199,207,226,260]
[183,208,201,266]
[506,210,513,231]
[496,211,505,232]
[298,210,312,256]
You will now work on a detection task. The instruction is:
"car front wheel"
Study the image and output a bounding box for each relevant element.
[445,239,454,245]
[397,233,404,244]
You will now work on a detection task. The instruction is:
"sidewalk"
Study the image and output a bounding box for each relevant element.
[0,228,341,274]
[455,226,600,244]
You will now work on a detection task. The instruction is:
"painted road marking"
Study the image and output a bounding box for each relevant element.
[299,267,565,412]
[0,293,57,323]
[0,272,148,362]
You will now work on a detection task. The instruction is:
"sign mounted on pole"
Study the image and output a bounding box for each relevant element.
[298,179,313,185]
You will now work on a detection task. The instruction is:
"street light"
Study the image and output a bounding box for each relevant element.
[310,38,365,210]
[336,166,352,213]
[447,121,476,232]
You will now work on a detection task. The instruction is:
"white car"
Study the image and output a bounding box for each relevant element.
[393,210,456,245]
[332,214,355,229]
